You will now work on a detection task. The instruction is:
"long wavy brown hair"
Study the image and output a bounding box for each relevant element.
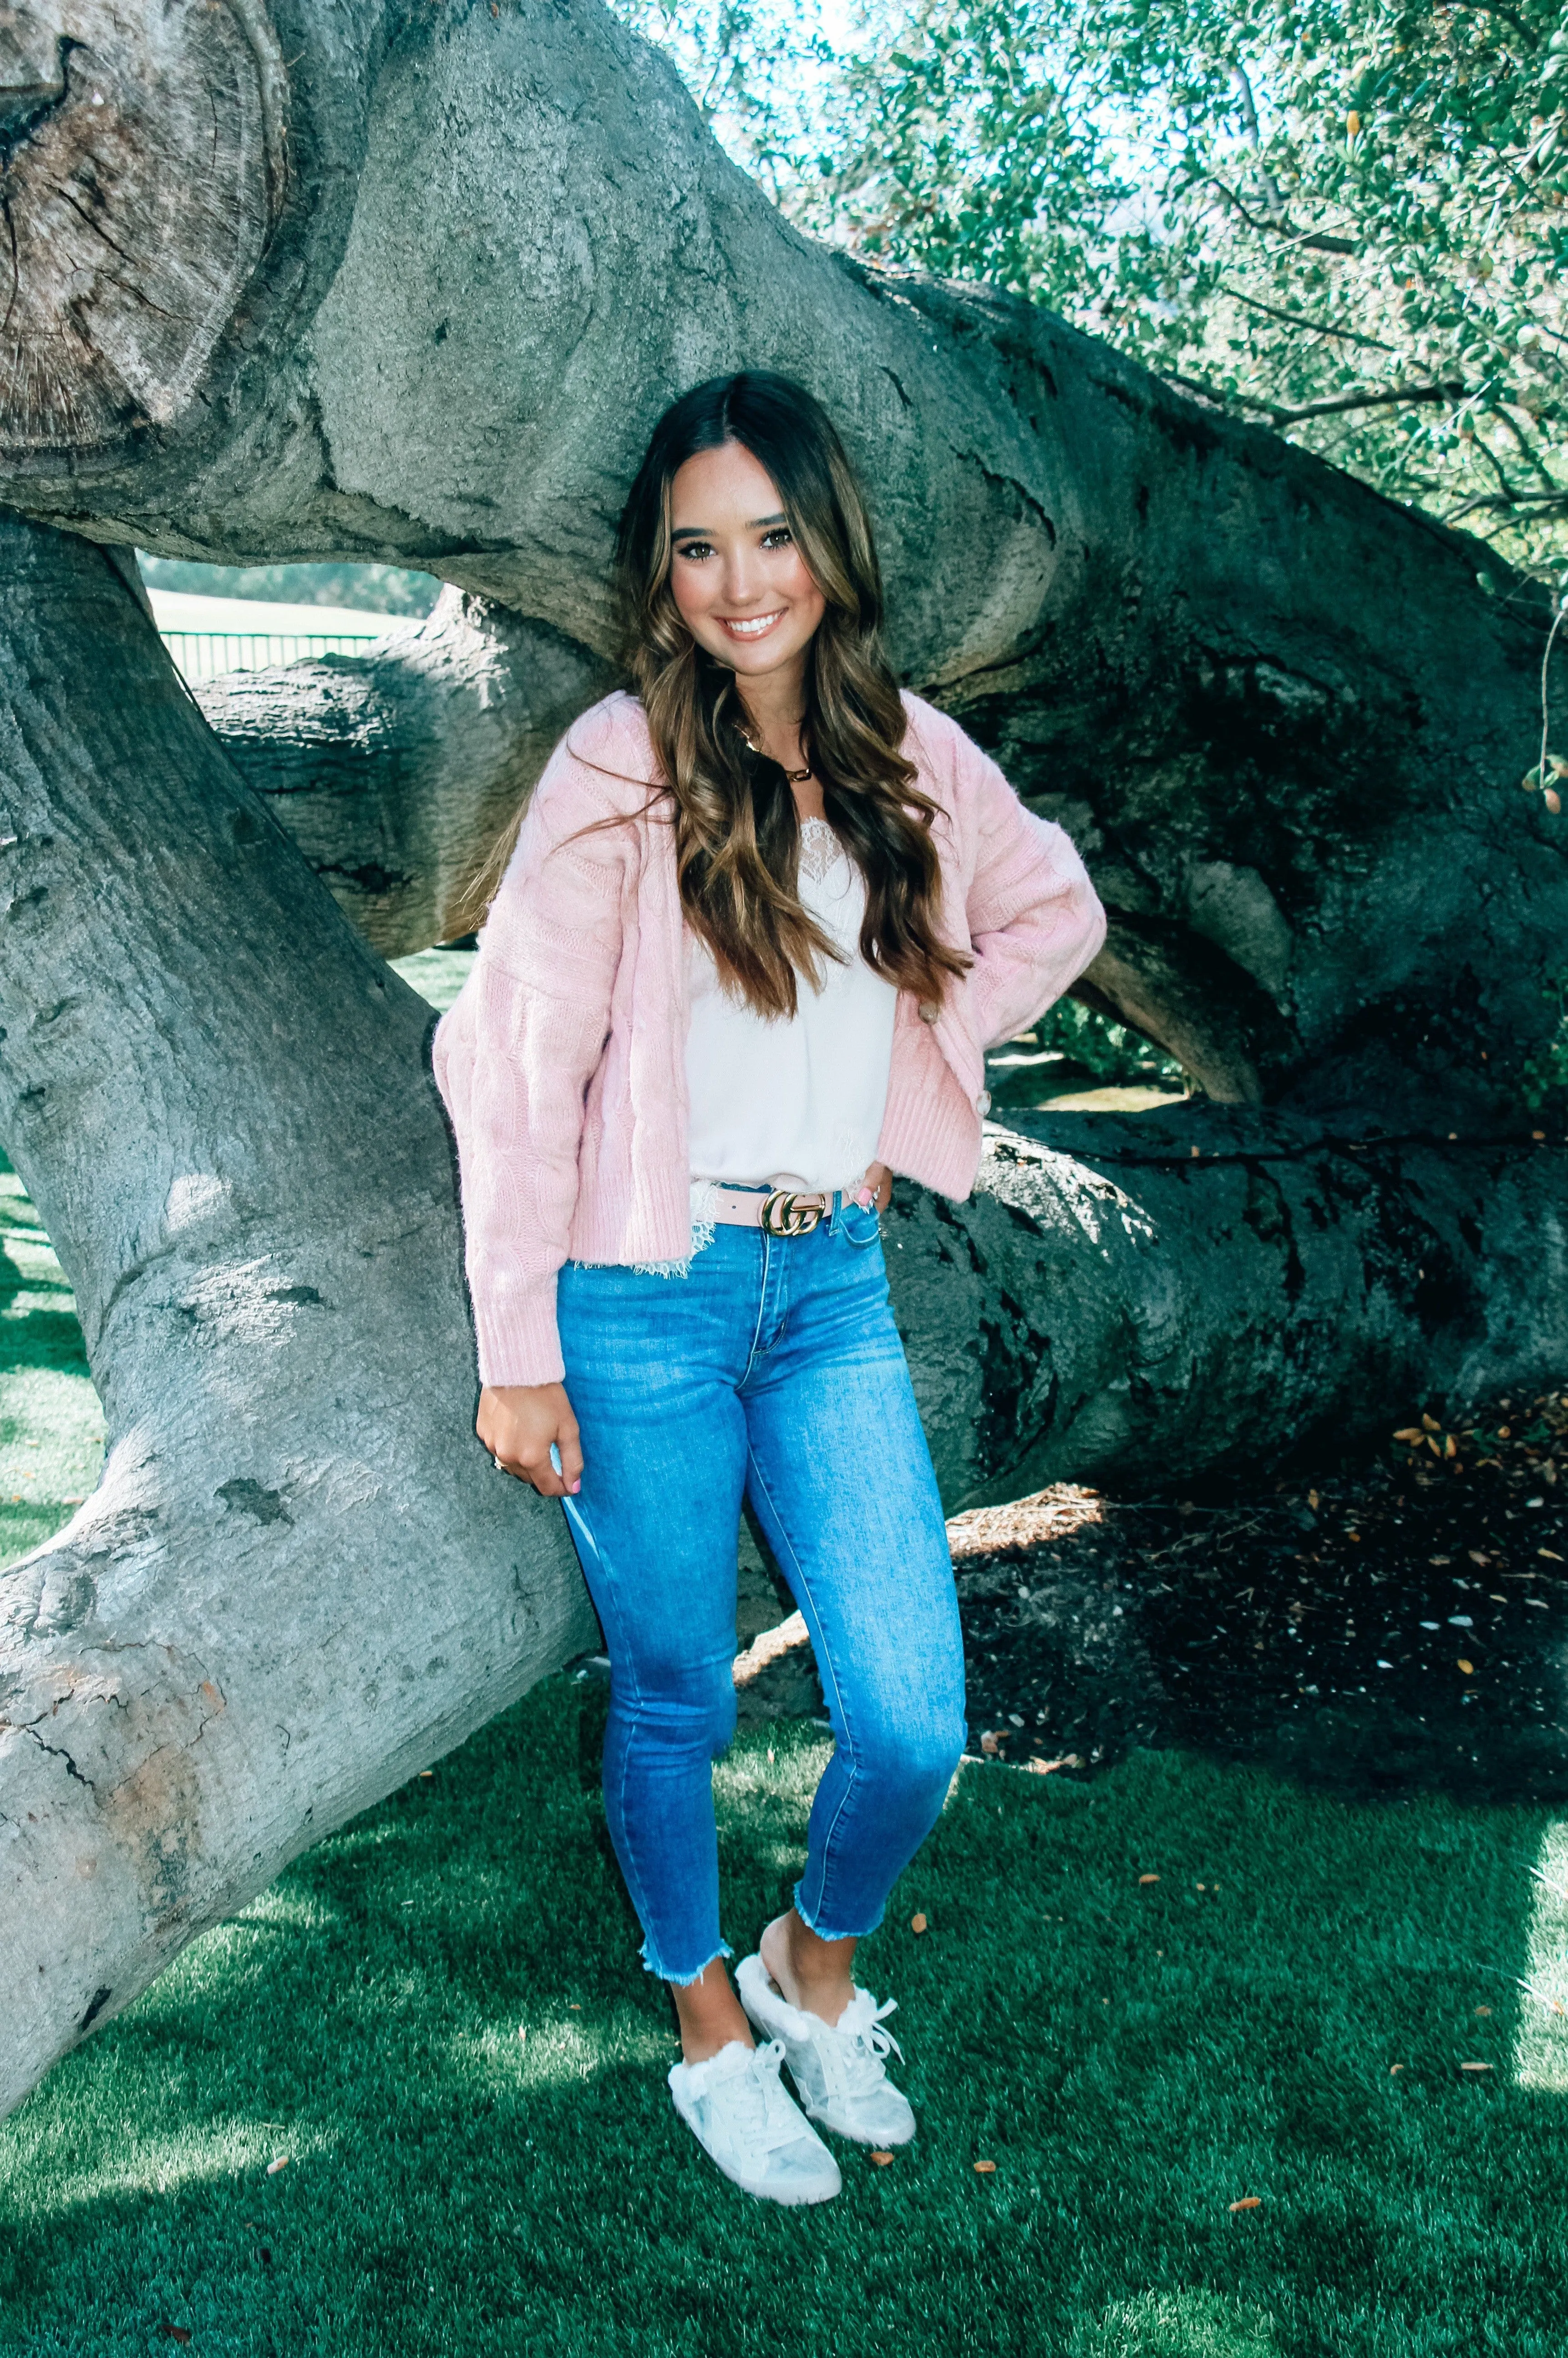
[618,371,969,1018]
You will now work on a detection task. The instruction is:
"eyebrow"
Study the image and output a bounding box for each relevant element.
[671,512,788,538]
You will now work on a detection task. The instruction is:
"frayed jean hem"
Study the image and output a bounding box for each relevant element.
[792,1881,884,1945]
[644,1936,734,1988]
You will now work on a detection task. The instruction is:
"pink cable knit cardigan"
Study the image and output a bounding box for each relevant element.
[433,690,1106,1388]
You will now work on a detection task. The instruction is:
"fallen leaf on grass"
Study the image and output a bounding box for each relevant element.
[1138,1874,1161,1886]
[870,2151,895,2167]
[1458,1659,1475,1675]
[910,1913,928,1935]
[1025,1753,1082,1775]
[1228,2196,1262,2212]
[266,2156,289,2175]
[979,1731,1002,1756]
[974,2160,997,2175]
[1476,2006,1492,2017]
[1459,2061,1494,2074]
[1541,1550,1565,1563]
[1390,2064,1405,2074]
[161,2330,192,2347]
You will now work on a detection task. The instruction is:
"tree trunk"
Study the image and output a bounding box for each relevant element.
[0,517,592,2118]
[1,0,1566,2116]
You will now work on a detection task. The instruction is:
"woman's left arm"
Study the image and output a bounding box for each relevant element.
[959,744,1107,1051]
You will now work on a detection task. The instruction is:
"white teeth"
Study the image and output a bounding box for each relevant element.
[724,613,781,636]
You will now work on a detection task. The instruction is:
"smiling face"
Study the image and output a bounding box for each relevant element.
[667,440,827,690]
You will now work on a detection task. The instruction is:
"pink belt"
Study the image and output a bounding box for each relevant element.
[706,1179,873,1237]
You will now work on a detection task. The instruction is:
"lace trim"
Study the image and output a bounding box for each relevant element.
[628,1195,717,1278]
[797,815,845,884]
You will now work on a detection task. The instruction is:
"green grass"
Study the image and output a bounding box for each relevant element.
[4,1178,1568,2354]
[387,946,476,1015]
[0,1159,103,1562]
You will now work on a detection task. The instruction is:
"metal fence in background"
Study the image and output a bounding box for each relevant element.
[160,630,382,684]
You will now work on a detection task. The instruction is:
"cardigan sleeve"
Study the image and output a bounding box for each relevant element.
[432,713,641,1388]
[954,736,1107,1053]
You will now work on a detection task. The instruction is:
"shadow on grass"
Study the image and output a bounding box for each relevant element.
[5,1675,1568,2358]
[4,1160,1568,2351]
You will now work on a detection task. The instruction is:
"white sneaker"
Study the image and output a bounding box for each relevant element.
[667,2038,842,2205]
[736,1953,918,2147]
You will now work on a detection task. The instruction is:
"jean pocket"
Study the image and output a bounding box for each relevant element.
[838,1200,883,1251]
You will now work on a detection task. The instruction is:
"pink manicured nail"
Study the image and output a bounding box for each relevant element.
[570,1480,581,1494]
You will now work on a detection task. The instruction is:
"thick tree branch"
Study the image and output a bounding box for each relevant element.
[0,0,1562,1112]
[198,588,614,956]
[0,514,596,2118]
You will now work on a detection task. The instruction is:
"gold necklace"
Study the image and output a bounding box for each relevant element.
[737,721,812,784]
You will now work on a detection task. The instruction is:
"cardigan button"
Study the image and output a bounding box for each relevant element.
[918,999,939,1024]
[977,1089,991,1115]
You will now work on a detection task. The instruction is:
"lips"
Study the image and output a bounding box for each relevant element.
[720,610,785,639]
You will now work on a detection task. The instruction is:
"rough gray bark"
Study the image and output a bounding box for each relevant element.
[0,516,595,2120]
[903,1113,1568,1509]
[0,0,282,453]
[197,588,613,954]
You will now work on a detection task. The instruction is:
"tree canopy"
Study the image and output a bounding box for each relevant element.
[622,0,1567,588]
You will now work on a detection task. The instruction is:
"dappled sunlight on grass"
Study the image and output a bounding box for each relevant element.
[0,1161,103,1560]
[0,2104,339,2222]
[1081,2289,1283,2358]
[1512,1820,1568,2092]
[448,2013,673,2095]
[6,1677,1568,2351]
[712,1733,831,1806]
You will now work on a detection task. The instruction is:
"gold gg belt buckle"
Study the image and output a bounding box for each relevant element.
[761,1189,827,1237]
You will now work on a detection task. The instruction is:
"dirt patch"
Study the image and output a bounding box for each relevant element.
[955,1383,1568,1801]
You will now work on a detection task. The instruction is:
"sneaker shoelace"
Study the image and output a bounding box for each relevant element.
[825,1994,903,2097]
[714,2040,812,2155]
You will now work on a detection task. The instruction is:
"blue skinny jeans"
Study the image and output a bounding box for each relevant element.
[556,1197,967,1984]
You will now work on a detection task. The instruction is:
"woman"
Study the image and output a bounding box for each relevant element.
[434,372,1105,2205]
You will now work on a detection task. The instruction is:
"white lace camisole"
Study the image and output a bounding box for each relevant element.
[685,816,898,1198]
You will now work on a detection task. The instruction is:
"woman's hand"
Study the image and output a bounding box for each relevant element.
[477,1383,583,1496]
[864,1161,893,1212]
